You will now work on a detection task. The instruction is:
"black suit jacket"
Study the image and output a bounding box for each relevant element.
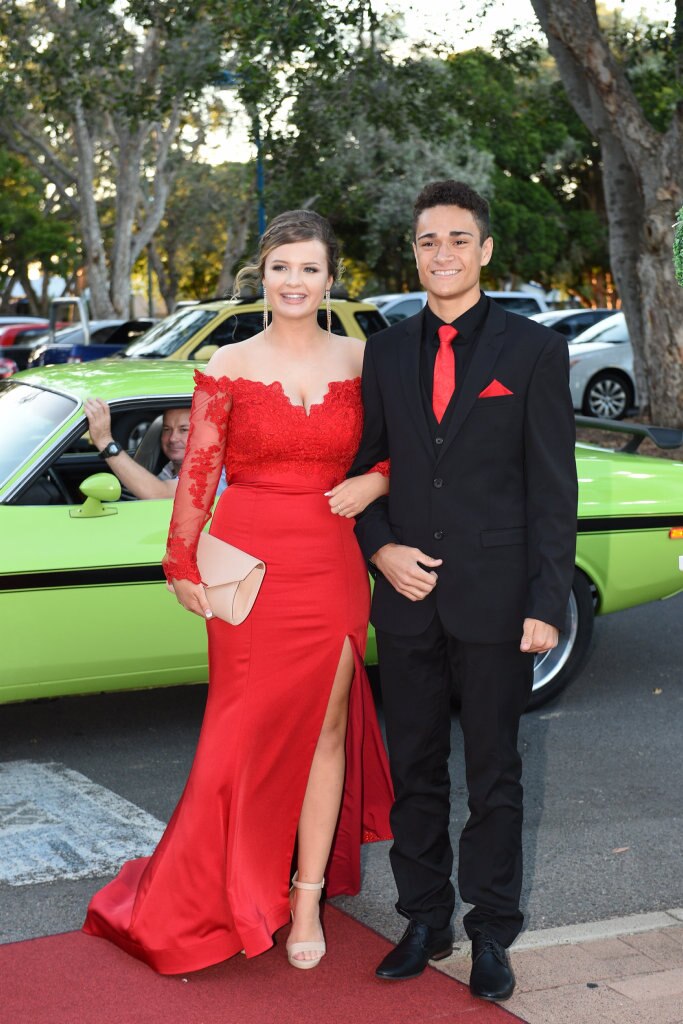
[351,301,578,643]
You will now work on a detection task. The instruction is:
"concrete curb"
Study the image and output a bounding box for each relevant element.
[450,908,683,956]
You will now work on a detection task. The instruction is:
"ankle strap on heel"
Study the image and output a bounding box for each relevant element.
[291,871,325,891]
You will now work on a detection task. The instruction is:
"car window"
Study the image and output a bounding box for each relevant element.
[354,310,388,337]
[317,310,345,336]
[123,308,219,358]
[103,321,152,346]
[212,312,265,345]
[89,327,117,344]
[0,380,78,488]
[385,298,424,323]
[490,296,542,315]
[575,321,628,345]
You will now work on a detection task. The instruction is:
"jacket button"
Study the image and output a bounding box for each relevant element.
[433,530,444,540]
[435,436,444,445]
[433,478,443,488]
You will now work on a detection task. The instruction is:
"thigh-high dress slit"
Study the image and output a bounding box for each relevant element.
[83,371,393,975]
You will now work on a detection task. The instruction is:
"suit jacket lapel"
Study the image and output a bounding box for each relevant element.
[397,309,434,459]
[436,300,508,461]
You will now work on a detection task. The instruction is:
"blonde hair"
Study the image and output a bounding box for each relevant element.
[234,210,342,296]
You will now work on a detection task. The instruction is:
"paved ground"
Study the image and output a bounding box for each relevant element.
[440,914,683,1023]
[1,592,681,1022]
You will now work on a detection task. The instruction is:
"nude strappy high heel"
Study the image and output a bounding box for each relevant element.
[286,872,326,970]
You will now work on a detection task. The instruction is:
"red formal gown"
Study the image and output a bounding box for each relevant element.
[83,370,393,975]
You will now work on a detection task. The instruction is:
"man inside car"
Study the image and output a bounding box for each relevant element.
[84,399,190,499]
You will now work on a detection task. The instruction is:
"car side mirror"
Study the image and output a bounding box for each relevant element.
[69,473,121,518]
[192,344,219,361]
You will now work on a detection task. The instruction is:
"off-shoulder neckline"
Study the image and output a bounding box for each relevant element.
[193,369,360,418]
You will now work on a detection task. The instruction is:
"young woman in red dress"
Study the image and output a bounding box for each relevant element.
[83,211,393,973]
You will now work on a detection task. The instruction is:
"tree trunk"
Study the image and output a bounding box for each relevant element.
[149,243,178,313]
[72,100,116,319]
[0,275,15,314]
[530,0,683,427]
[17,268,41,315]
[215,197,254,298]
[109,126,144,318]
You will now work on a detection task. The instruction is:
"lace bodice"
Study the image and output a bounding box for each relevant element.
[162,370,388,583]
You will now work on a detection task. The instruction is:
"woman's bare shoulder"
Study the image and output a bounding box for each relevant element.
[339,335,366,376]
[204,338,262,380]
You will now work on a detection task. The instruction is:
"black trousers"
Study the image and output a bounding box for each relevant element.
[376,613,534,947]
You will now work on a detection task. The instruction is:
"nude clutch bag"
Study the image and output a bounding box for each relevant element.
[196,532,266,625]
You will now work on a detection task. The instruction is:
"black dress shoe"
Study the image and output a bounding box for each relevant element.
[469,931,516,1001]
[376,920,454,980]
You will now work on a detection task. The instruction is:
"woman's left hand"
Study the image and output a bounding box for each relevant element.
[326,473,389,518]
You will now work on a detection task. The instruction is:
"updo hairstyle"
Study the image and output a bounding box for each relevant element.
[234,210,342,296]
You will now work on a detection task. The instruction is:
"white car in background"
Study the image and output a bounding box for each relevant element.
[567,312,635,419]
[366,290,548,324]
[529,307,614,342]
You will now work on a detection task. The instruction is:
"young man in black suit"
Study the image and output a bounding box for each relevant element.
[351,181,577,1000]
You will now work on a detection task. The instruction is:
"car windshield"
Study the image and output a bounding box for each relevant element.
[354,309,388,336]
[489,295,542,315]
[0,380,77,488]
[572,314,626,346]
[121,308,219,358]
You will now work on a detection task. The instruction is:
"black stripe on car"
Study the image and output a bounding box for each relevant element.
[578,515,683,533]
[0,565,166,591]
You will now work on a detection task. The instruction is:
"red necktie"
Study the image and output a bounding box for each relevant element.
[433,324,457,422]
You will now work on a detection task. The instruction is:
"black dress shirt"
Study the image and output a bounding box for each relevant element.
[420,291,490,435]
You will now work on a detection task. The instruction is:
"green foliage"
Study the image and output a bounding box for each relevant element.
[152,160,254,299]
[0,151,79,306]
[265,31,610,293]
[265,51,492,289]
[0,1,224,126]
[601,11,683,132]
[674,206,683,288]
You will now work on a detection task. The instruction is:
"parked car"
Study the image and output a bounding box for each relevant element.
[529,308,615,341]
[27,318,156,368]
[568,312,635,419]
[0,357,18,378]
[96,298,386,448]
[0,316,48,327]
[364,290,548,324]
[2,361,682,709]
[0,321,48,346]
[117,297,387,363]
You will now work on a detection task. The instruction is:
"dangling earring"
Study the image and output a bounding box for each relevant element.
[325,289,331,337]
[262,285,268,333]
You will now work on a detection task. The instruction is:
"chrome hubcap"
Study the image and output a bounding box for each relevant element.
[588,378,627,418]
[532,590,578,694]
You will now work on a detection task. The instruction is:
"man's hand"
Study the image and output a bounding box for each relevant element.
[84,397,114,450]
[520,618,559,653]
[372,543,442,602]
[326,472,389,518]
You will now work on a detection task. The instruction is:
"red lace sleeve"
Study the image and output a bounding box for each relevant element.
[162,370,232,584]
[367,459,390,478]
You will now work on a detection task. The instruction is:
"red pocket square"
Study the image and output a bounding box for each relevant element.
[479,379,514,398]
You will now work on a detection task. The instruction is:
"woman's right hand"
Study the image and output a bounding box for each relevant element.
[169,578,214,619]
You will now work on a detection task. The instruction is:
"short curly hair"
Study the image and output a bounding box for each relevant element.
[413,181,490,243]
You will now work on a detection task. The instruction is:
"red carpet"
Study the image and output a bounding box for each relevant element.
[2,907,522,1024]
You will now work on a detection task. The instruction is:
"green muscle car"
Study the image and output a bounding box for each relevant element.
[1,361,682,709]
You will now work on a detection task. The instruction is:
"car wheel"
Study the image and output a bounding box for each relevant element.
[582,371,633,420]
[112,411,153,452]
[527,570,595,711]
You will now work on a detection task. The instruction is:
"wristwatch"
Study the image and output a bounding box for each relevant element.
[98,440,123,459]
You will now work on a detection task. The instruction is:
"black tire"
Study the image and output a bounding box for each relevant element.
[526,569,595,711]
[582,371,634,420]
